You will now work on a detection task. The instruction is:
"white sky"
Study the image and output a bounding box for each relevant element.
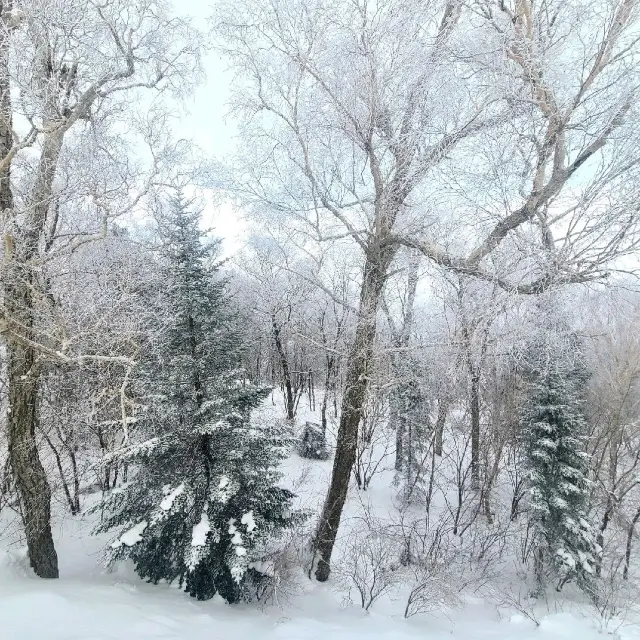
[171,1,246,256]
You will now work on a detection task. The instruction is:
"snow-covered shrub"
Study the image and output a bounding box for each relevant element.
[403,563,463,618]
[337,522,399,611]
[354,392,393,491]
[249,521,313,607]
[581,573,640,634]
[482,579,542,627]
[393,499,508,618]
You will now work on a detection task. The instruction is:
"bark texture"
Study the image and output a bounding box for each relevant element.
[0,15,64,577]
[313,245,394,581]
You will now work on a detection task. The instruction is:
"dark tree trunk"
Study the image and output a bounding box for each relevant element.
[0,15,59,578]
[596,497,613,577]
[470,370,481,490]
[42,431,78,515]
[313,245,393,581]
[597,432,620,577]
[55,423,81,513]
[533,546,545,595]
[7,348,59,577]
[458,286,489,493]
[308,369,315,411]
[320,387,329,437]
[111,463,119,489]
[393,392,404,472]
[480,439,504,525]
[187,314,204,408]
[68,444,80,514]
[434,397,448,457]
[321,354,335,436]
[623,505,640,580]
[272,315,295,420]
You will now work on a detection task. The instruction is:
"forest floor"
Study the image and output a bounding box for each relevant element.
[1,392,639,639]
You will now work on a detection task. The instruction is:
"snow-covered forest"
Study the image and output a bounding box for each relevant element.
[2,0,640,638]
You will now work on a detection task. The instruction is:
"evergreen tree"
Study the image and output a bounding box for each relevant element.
[95,193,304,603]
[520,329,599,598]
[394,371,430,502]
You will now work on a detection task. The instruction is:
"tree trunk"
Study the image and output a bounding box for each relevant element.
[470,369,481,490]
[0,17,60,578]
[533,546,545,596]
[392,392,404,472]
[459,290,489,493]
[272,315,295,420]
[42,431,78,515]
[187,313,204,408]
[623,505,640,580]
[481,439,504,525]
[66,440,81,514]
[597,427,620,577]
[6,344,59,577]
[321,354,335,436]
[595,497,613,577]
[308,369,314,411]
[313,247,392,581]
[434,397,448,456]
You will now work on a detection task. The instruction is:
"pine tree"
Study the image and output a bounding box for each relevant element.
[520,330,599,598]
[394,372,430,502]
[95,193,304,603]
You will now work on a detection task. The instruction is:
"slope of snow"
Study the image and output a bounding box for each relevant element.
[1,491,636,640]
[0,566,631,640]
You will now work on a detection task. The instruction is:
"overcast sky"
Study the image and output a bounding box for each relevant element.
[171,0,247,256]
[173,1,234,155]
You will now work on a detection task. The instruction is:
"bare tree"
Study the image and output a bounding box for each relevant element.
[583,289,640,582]
[0,0,201,577]
[235,238,324,420]
[217,0,640,580]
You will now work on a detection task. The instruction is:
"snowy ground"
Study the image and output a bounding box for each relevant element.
[1,392,639,639]
[2,539,629,640]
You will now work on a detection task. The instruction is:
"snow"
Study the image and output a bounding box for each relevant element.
[228,518,245,557]
[112,521,148,548]
[1,391,639,640]
[104,437,161,464]
[191,511,211,547]
[241,510,256,533]
[217,475,235,503]
[0,562,635,640]
[0,515,636,640]
[160,483,185,511]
